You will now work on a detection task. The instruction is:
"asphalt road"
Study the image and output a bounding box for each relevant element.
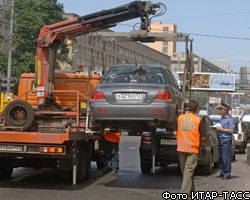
[0,135,249,200]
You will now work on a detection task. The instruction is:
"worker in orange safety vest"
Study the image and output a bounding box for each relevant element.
[176,100,202,197]
[101,128,121,174]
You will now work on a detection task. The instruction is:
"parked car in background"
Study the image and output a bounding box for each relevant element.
[91,64,183,131]
[232,116,247,153]
[139,116,219,175]
[242,113,250,143]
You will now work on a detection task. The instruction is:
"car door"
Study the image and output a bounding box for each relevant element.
[200,116,219,163]
[207,118,219,162]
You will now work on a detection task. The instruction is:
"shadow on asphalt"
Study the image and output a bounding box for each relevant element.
[103,165,183,190]
[0,164,106,191]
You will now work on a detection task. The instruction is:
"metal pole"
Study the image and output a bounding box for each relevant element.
[85,34,93,132]
[182,37,189,100]
[189,39,193,102]
[151,127,156,174]
[6,0,14,97]
[102,40,106,75]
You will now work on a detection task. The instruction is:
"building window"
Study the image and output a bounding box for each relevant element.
[162,47,168,55]
[162,41,168,46]
[163,27,169,32]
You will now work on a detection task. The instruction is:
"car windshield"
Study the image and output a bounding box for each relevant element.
[211,119,220,125]
[211,119,238,133]
[101,65,166,84]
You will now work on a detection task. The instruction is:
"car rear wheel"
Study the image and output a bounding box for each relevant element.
[232,149,236,161]
[199,153,213,175]
[140,161,152,174]
[239,145,245,154]
[96,160,106,170]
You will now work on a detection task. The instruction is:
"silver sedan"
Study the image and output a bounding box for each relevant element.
[90,64,183,131]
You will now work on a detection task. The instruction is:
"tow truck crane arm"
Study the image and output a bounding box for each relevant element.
[35,1,162,106]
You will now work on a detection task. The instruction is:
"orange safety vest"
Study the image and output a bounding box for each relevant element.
[103,131,121,143]
[176,112,201,154]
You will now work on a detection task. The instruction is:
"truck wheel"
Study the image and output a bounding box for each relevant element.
[85,145,91,180]
[77,146,88,182]
[0,163,13,180]
[140,161,152,174]
[3,100,35,131]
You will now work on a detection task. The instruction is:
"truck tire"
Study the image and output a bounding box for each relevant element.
[0,163,13,180]
[84,145,92,180]
[77,146,88,182]
[3,100,35,131]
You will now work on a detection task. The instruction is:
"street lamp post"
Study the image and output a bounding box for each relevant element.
[6,0,14,99]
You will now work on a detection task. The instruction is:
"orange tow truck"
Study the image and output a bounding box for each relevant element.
[0,1,162,184]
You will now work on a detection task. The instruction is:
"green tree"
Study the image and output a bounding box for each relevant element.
[12,0,69,77]
[0,33,7,75]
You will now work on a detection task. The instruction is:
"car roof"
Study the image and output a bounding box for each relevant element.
[110,64,166,68]
[108,64,167,69]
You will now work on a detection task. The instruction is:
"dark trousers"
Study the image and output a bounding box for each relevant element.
[102,139,119,170]
[218,138,232,178]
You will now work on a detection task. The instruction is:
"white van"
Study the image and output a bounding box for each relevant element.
[232,116,247,153]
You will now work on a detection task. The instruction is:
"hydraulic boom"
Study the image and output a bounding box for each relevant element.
[35,1,162,107]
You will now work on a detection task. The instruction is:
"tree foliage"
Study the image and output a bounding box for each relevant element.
[12,0,69,77]
[0,33,7,75]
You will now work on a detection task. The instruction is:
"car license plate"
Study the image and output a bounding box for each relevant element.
[114,93,145,101]
[160,139,176,145]
[0,144,23,152]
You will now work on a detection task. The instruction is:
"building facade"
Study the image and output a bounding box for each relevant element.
[212,59,230,72]
[148,22,176,57]
[62,14,171,74]
[171,52,225,73]
[240,66,249,83]
[146,22,224,73]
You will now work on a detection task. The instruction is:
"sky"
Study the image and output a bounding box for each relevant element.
[57,0,250,73]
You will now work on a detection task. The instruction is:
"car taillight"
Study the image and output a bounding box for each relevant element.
[141,132,152,144]
[92,91,105,100]
[155,91,171,100]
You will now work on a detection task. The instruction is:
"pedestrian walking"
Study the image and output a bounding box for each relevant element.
[176,100,202,197]
[215,101,234,180]
[101,128,121,174]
